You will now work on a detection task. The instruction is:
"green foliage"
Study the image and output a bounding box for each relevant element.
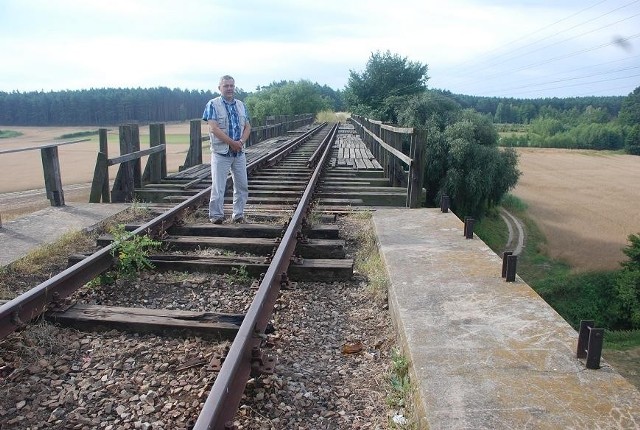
[58,130,99,139]
[516,221,640,330]
[396,91,460,129]
[530,117,565,137]
[346,50,428,120]
[245,80,336,126]
[534,271,619,329]
[0,129,22,138]
[422,108,521,218]
[624,125,640,155]
[109,224,161,279]
[0,87,218,126]
[225,265,251,284]
[501,193,528,212]
[604,329,640,350]
[610,270,640,328]
[473,209,509,253]
[387,348,411,409]
[618,86,640,127]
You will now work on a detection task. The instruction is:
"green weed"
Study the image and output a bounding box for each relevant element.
[109,224,161,279]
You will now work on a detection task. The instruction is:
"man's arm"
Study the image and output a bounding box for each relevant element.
[208,120,243,152]
[239,120,251,147]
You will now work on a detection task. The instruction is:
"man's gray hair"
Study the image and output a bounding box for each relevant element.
[219,75,235,85]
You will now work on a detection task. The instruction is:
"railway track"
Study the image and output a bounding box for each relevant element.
[0,122,405,429]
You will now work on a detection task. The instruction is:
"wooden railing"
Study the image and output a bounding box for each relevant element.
[0,138,91,207]
[92,114,316,201]
[90,124,166,203]
[349,115,425,208]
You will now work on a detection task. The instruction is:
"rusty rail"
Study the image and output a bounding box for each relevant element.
[193,123,339,429]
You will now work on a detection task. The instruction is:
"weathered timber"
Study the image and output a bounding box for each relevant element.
[148,255,353,281]
[66,254,353,281]
[324,170,386,178]
[316,198,365,206]
[145,223,340,239]
[96,235,346,258]
[316,190,405,206]
[46,303,242,340]
[40,146,65,206]
[321,178,391,186]
[247,184,307,191]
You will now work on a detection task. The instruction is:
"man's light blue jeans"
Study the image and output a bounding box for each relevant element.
[209,151,248,221]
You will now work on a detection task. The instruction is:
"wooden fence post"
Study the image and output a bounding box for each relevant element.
[182,119,203,170]
[40,146,65,206]
[407,129,426,208]
[131,124,142,188]
[98,128,110,202]
[111,125,135,202]
[149,123,165,183]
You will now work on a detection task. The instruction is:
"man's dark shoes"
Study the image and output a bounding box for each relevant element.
[210,218,224,224]
[233,216,245,224]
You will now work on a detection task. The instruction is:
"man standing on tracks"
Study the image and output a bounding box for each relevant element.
[202,75,251,224]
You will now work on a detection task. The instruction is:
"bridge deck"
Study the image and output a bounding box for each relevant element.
[373,207,640,429]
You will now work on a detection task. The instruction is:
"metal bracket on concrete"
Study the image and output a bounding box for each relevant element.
[440,195,450,213]
[463,216,475,239]
[502,252,518,282]
[501,251,513,278]
[577,320,604,369]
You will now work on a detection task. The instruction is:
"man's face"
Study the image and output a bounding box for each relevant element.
[219,79,235,100]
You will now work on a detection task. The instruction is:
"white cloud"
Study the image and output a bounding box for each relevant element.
[1,0,638,97]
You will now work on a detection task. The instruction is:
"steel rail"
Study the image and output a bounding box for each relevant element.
[0,123,328,340]
[193,123,339,430]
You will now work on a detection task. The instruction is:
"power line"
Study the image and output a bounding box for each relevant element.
[452,32,640,96]
[452,0,611,71]
[462,10,640,77]
[483,72,640,97]
[476,64,640,95]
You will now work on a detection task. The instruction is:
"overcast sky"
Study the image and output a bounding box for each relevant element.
[0,0,638,99]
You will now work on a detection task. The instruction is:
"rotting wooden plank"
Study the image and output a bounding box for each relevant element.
[157,223,340,239]
[46,304,242,340]
[67,254,353,281]
[96,235,346,258]
[147,255,353,281]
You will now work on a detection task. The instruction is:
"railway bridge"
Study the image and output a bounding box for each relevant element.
[1,117,639,429]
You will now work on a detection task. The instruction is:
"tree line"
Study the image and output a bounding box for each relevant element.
[0,82,345,127]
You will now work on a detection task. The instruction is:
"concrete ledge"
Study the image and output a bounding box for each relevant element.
[0,203,130,267]
[373,208,640,429]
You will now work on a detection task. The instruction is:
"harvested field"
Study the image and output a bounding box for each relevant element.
[0,123,206,193]
[0,123,207,221]
[513,148,640,273]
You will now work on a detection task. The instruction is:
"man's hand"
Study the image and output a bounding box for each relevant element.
[230,140,243,152]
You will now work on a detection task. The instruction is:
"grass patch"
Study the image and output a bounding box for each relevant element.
[316,110,351,123]
[474,208,509,253]
[57,130,100,139]
[605,329,640,350]
[387,348,416,429]
[0,229,96,300]
[0,129,22,139]
[347,211,390,298]
[11,230,93,274]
